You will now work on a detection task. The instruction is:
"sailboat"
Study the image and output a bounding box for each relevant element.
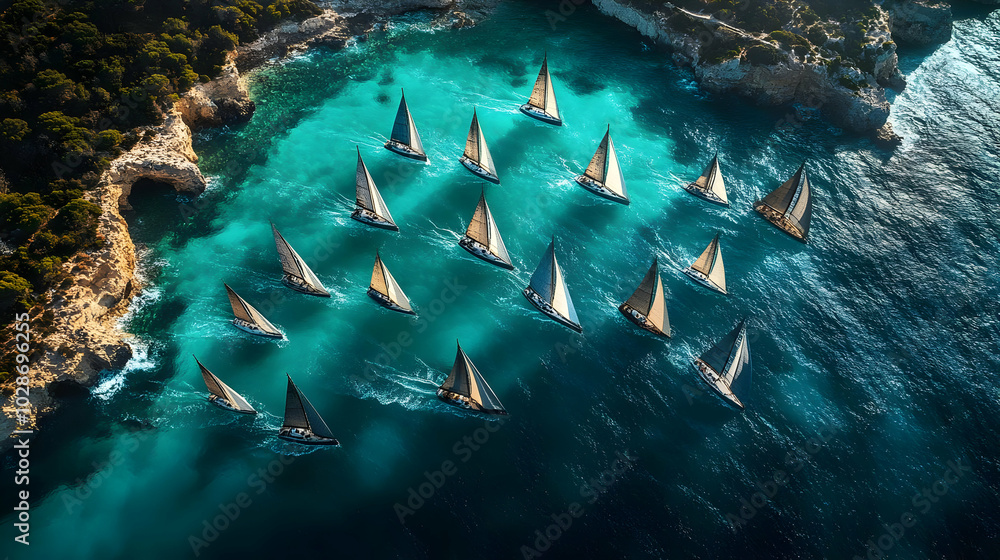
[384,89,428,161]
[523,238,582,332]
[368,252,415,315]
[271,223,330,297]
[278,374,339,445]
[352,147,399,231]
[575,125,629,205]
[225,283,284,339]
[682,233,727,295]
[754,163,813,242]
[459,189,513,270]
[195,355,257,414]
[693,319,752,410]
[437,341,508,415]
[519,54,562,126]
[684,153,729,207]
[459,108,500,184]
[619,258,671,337]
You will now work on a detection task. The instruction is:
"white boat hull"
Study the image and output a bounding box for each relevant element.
[693,359,745,410]
[208,395,257,414]
[618,303,669,337]
[459,236,513,270]
[282,275,330,298]
[352,208,399,231]
[518,103,562,126]
[437,388,508,416]
[367,287,416,315]
[523,287,582,333]
[459,156,500,184]
[683,183,729,207]
[384,139,428,162]
[278,427,339,446]
[232,319,283,339]
[574,175,629,205]
[682,267,727,295]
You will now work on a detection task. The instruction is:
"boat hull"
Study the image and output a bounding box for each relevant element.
[208,395,257,414]
[282,276,331,298]
[278,427,339,446]
[384,140,428,162]
[367,287,416,315]
[523,287,582,333]
[617,303,670,337]
[693,359,745,410]
[459,156,500,184]
[682,267,727,295]
[436,389,508,416]
[574,175,629,205]
[459,237,513,270]
[753,202,808,243]
[352,209,399,231]
[231,319,283,339]
[683,184,729,207]
[518,104,562,126]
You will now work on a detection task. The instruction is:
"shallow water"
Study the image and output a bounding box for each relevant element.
[4,2,999,558]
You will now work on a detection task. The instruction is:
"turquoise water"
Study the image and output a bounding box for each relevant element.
[5,2,1000,558]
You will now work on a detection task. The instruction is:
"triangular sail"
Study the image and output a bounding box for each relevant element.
[225,284,281,334]
[699,320,751,400]
[762,164,812,236]
[464,110,497,177]
[355,150,396,224]
[690,234,726,292]
[441,343,506,414]
[195,357,255,412]
[529,240,579,326]
[693,155,728,204]
[370,254,413,313]
[283,375,336,439]
[626,259,669,334]
[584,129,610,184]
[603,135,627,198]
[390,90,425,157]
[271,224,328,295]
[465,192,511,265]
[527,56,560,120]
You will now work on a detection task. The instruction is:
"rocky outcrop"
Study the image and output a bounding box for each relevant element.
[176,57,255,129]
[591,0,894,134]
[888,1,953,45]
[235,9,355,70]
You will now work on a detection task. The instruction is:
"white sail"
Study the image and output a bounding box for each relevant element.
[603,135,627,199]
[692,155,728,204]
[196,357,256,413]
[759,163,812,239]
[371,254,413,313]
[390,90,425,157]
[464,110,497,177]
[439,342,507,414]
[465,192,511,266]
[527,55,560,120]
[355,149,397,225]
[271,224,329,295]
[528,240,579,326]
[690,234,726,293]
[225,284,282,336]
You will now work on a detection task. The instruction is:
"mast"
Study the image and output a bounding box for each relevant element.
[624,258,670,336]
[439,341,507,414]
[370,253,413,313]
[271,223,329,296]
[283,375,336,439]
[698,320,752,402]
[195,356,256,412]
[758,163,812,239]
[692,154,728,204]
[390,89,425,157]
[463,109,496,176]
[582,126,627,200]
[465,190,512,266]
[527,54,560,120]
[528,239,580,327]
[225,284,281,335]
[355,148,397,226]
[690,233,726,293]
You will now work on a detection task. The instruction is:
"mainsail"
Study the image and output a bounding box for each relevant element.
[463,109,497,177]
[271,223,330,296]
[528,239,580,328]
[581,126,627,200]
[195,356,256,413]
[526,55,560,122]
[282,374,336,440]
[697,319,752,404]
[689,154,728,205]
[225,284,282,336]
[370,253,413,313]
[756,163,813,240]
[465,191,512,267]
[355,148,397,227]
[689,233,727,293]
[439,341,507,415]
[623,258,670,336]
[389,89,425,158]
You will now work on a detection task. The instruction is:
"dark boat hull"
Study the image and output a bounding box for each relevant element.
[753,201,808,243]
[436,389,508,415]
[352,209,399,232]
[518,104,562,126]
[459,156,500,184]
[384,140,428,162]
[618,303,670,337]
[367,288,416,315]
[459,237,513,270]
[574,175,629,205]
[683,184,729,207]
[523,287,582,333]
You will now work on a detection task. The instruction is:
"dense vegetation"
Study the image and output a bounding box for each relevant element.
[0,0,320,382]
[0,0,319,314]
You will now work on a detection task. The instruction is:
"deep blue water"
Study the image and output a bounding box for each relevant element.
[4,2,1000,558]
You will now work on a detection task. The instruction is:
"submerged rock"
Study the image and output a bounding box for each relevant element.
[874,121,904,149]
